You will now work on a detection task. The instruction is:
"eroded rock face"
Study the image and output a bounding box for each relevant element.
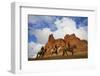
[64,34,87,52]
[37,34,88,58]
[44,34,55,57]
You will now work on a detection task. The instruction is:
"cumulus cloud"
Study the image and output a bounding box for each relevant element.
[31,17,87,44]
[28,15,57,31]
[32,28,53,44]
[53,18,76,39]
[28,41,44,58]
[53,17,88,40]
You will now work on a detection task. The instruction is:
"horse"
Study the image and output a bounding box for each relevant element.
[36,46,46,58]
[52,45,58,55]
[63,42,77,56]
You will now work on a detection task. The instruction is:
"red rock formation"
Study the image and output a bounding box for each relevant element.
[44,34,55,57]
[64,34,87,52]
[37,33,88,58]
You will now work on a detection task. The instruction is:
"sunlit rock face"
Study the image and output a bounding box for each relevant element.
[64,34,87,52]
[37,33,88,58]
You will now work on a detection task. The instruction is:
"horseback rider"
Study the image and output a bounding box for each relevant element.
[63,42,77,56]
[36,46,46,58]
[52,45,58,55]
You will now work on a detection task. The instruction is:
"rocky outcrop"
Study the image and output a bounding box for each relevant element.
[36,34,88,58]
[64,34,87,52]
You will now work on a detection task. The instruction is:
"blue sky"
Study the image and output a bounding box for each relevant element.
[28,15,88,43]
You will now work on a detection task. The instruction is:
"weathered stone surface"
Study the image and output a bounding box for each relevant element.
[36,34,88,58]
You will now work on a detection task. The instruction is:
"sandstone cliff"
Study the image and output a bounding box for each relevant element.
[36,34,88,59]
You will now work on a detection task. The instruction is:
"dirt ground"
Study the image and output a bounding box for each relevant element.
[28,51,88,61]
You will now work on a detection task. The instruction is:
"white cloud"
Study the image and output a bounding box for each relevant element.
[28,42,44,58]
[31,17,87,45]
[53,18,76,39]
[32,28,53,44]
[54,17,88,40]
